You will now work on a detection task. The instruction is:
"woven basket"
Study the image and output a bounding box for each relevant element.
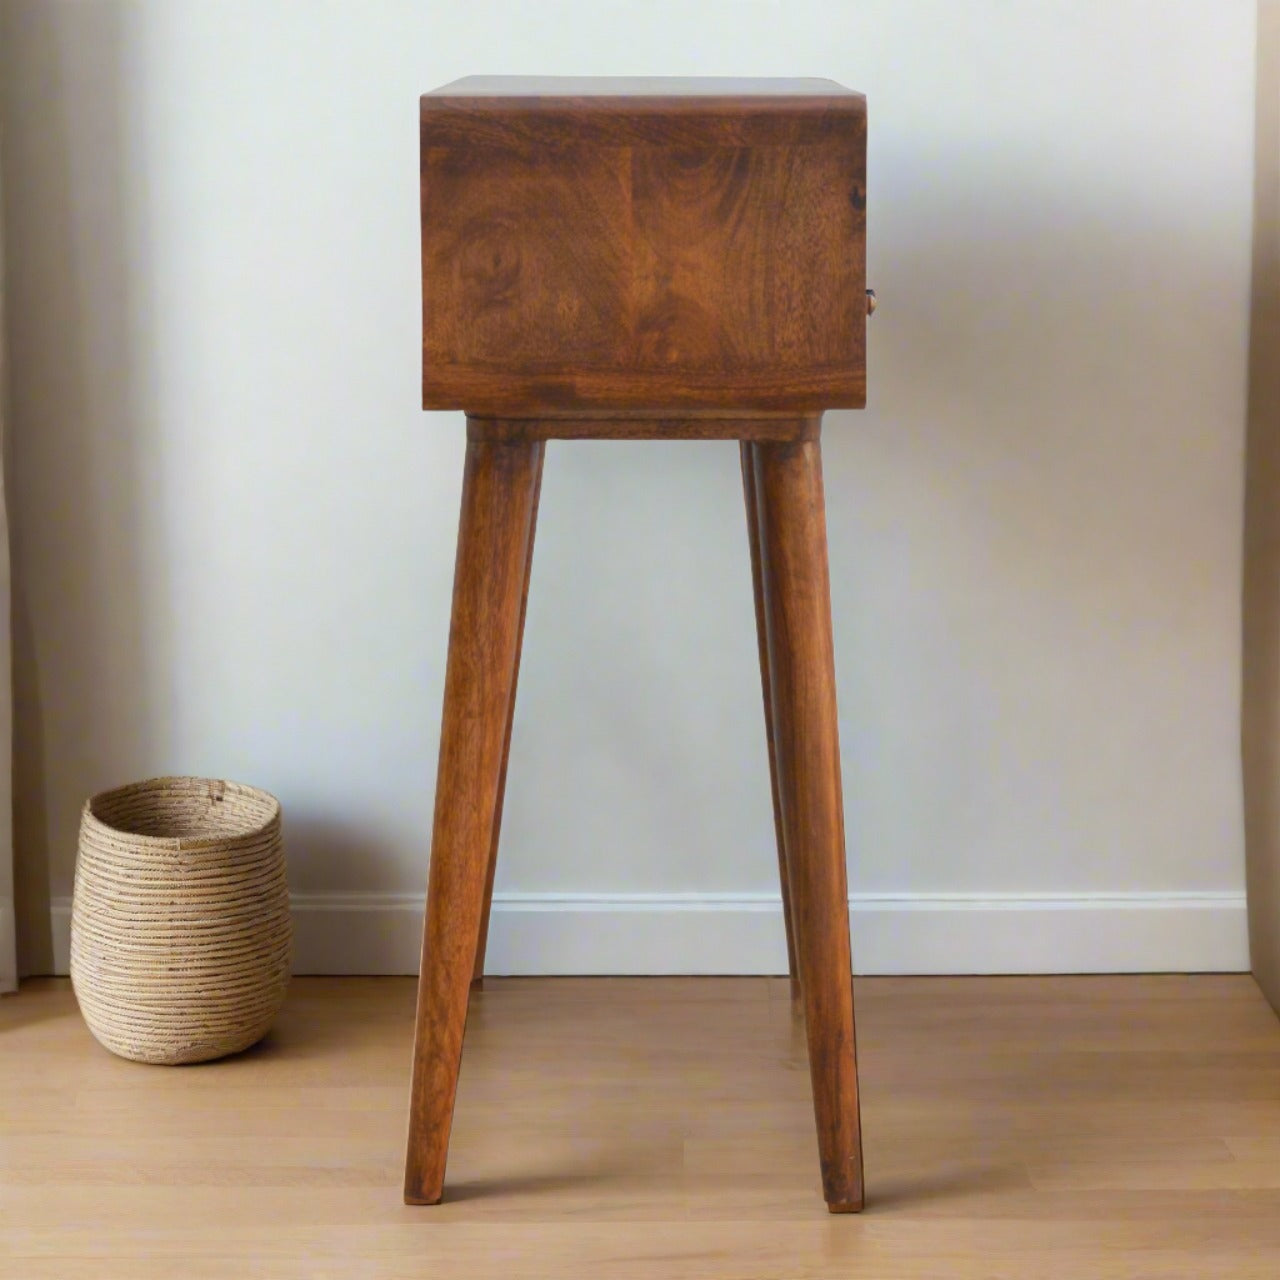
[70,776,292,1065]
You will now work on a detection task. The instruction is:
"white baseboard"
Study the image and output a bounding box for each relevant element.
[48,889,1250,977]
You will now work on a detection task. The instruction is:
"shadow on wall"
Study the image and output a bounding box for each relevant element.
[2,2,158,975]
[280,813,408,895]
[1244,0,1280,1016]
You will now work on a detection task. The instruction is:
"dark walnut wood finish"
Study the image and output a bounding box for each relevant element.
[407,76,867,1214]
[420,76,866,414]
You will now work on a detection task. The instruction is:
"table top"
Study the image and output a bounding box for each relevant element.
[421,76,865,147]
[426,76,860,99]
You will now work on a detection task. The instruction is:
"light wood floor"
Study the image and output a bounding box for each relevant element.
[3,975,1280,1277]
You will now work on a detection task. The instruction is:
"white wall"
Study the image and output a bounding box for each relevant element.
[1,0,1256,976]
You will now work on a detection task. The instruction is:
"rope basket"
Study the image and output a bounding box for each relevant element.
[70,777,292,1065]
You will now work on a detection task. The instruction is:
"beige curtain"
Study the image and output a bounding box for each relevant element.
[0,162,14,994]
[1245,0,1280,1015]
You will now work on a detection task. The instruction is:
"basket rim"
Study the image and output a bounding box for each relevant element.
[81,776,281,849]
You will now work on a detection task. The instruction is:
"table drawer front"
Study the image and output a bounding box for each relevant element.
[421,134,865,411]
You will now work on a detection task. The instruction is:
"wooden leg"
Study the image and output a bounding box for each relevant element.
[740,440,801,1003]
[754,438,864,1214]
[404,436,543,1206]
[472,442,545,989]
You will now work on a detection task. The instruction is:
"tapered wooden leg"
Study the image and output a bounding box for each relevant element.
[740,441,801,1002]
[404,436,543,1206]
[471,442,545,989]
[754,437,864,1214]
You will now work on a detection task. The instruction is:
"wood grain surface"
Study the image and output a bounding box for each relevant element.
[6,975,1280,1278]
[740,441,800,1000]
[420,83,865,413]
[420,76,867,147]
[466,413,822,442]
[471,443,545,988]
[754,439,863,1210]
[404,438,542,1205]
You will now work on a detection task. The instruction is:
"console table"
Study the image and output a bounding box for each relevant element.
[404,76,870,1213]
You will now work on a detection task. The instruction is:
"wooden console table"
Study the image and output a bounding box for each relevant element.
[404,76,869,1213]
